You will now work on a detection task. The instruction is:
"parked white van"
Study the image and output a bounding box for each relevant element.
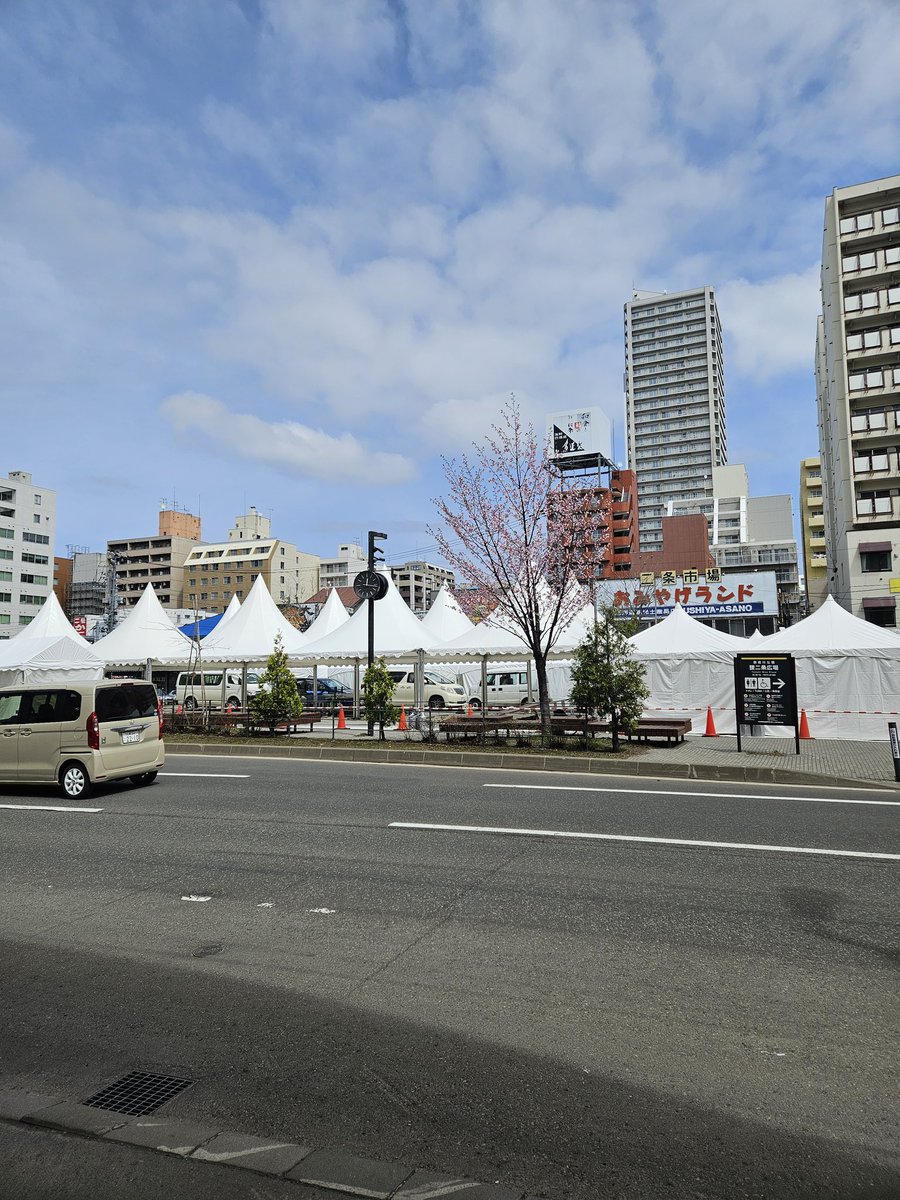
[0,679,164,799]
[386,669,466,710]
[467,670,532,709]
[174,670,260,711]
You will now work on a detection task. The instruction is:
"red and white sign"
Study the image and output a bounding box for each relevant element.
[71,615,88,636]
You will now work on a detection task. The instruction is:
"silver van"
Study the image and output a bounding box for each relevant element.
[0,680,164,799]
[174,670,260,711]
[467,670,532,708]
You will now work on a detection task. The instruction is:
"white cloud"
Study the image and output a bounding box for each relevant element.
[719,266,821,381]
[160,392,417,484]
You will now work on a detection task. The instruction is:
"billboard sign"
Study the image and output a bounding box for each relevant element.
[71,615,88,636]
[547,408,612,463]
[734,653,800,753]
[606,571,779,619]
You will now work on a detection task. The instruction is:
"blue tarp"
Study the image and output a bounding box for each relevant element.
[178,613,222,639]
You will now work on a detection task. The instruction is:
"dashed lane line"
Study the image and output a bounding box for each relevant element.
[0,804,102,813]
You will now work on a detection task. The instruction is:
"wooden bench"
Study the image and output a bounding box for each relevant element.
[624,718,691,745]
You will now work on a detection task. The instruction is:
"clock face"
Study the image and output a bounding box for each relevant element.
[353,570,388,600]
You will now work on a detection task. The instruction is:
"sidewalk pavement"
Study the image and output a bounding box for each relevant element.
[169,718,900,790]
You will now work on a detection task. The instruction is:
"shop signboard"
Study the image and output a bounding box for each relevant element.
[605,571,778,619]
[546,407,612,464]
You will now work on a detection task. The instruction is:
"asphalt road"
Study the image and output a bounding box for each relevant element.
[0,754,898,1199]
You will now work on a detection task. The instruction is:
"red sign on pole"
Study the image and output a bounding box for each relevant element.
[72,615,88,636]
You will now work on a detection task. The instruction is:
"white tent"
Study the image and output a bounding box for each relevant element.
[630,603,748,653]
[419,585,474,643]
[748,596,900,740]
[200,575,307,662]
[216,594,242,630]
[299,571,443,660]
[93,584,194,666]
[302,587,349,641]
[15,591,88,644]
[0,634,104,687]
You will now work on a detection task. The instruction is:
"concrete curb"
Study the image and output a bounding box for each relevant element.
[1,1087,535,1198]
[164,740,893,791]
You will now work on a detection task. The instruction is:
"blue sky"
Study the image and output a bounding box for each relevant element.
[2,0,899,569]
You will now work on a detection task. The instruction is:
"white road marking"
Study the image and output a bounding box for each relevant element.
[483,783,900,807]
[306,908,335,914]
[0,803,102,813]
[390,821,900,861]
[164,772,250,778]
[181,894,212,902]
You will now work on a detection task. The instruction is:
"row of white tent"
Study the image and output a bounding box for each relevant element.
[1,574,898,740]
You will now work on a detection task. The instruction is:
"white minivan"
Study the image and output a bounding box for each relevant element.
[386,669,466,710]
[0,679,164,799]
[174,670,260,711]
[467,670,532,709]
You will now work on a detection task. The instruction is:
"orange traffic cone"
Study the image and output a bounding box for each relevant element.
[703,706,718,737]
[397,705,408,731]
[467,703,473,717]
[337,704,346,730]
[799,709,813,739]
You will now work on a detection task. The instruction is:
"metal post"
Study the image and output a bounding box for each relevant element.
[367,596,375,736]
[889,722,900,783]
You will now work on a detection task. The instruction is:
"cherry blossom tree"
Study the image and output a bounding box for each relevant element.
[429,396,607,735]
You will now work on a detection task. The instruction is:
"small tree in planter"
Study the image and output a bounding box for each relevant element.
[249,634,303,735]
[569,606,648,751]
[362,657,398,741]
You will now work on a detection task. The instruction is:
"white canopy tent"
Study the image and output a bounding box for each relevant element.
[0,634,104,687]
[298,571,444,661]
[302,587,349,642]
[93,584,194,667]
[200,575,308,663]
[15,591,89,645]
[419,585,474,643]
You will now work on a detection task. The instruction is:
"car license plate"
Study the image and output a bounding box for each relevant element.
[121,731,141,744]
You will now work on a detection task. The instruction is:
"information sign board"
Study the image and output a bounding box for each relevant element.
[733,654,799,753]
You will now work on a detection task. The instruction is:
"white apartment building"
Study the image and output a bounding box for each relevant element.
[816,174,900,625]
[0,469,56,638]
[625,286,727,554]
[389,560,455,615]
[319,543,368,591]
[668,465,801,630]
[800,456,829,612]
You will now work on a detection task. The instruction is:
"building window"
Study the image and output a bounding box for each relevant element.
[854,453,890,473]
[842,251,877,272]
[864,330,882,349]
[0,528,12,539]
[0,614,8,625]
[861,550,891,572]
[883,207,900,226]
[840,212,874,234]
[849,370,885,391]
[889,287,900,305]
[19,615,33,625]
[22,532,49,544]
[34,495,41,506]
[865,606,896,627]
[886,247,900,266]
[0,592,10,602]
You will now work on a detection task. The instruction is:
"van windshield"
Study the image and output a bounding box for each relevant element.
[96,685,158,722]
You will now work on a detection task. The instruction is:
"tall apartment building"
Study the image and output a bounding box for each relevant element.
[108,508,202,610]
[0,469,56,638]
[183,509,319,614]
[668,464,801,628]
[800,456,828,612]
[68,551,109,618]
[815,174,900,624]
[624,286,727,554]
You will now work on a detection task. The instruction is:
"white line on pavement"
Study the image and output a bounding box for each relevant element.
[390,821,900,861]
[163,772,250,778]
[0,803,102,813]
[483,783,900,807]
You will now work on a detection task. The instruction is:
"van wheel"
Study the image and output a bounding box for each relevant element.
[428,695,445,710]
[468,698,482,710]
[129,771,158,787]
[184,696,197,711]
[227,697,241,710]
[519,697,532,706]
[59,762,91,800]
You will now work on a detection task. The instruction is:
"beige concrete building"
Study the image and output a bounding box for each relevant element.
[389,560,455,615]
[800,456,828,612]
[108,508,202,610]
[816,174,900,625]
[319,543,368,591]
[183,509,319,615]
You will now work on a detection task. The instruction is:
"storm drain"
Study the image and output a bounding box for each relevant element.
[83,1071,194,1116]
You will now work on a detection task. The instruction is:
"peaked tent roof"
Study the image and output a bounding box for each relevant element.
[303,587,349,641]
[629,603,748,656]
[0,633,104,685]
[419,585,474,643]
[430,615,532,660]
[93,584,195,665]
[761,594,900,653]
[16,591,87,644]
[299,571,443,658]
[178,612,222,639]
[201,575,308,660]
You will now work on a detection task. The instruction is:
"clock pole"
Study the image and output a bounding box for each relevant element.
[366,531,387,735]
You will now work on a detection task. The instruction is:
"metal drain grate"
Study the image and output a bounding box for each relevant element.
[83,1071,193,1116]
